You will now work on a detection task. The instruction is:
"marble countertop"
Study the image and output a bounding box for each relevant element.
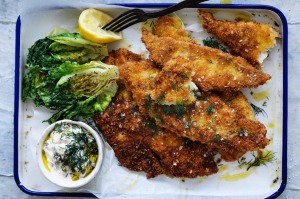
[1,0,298,198]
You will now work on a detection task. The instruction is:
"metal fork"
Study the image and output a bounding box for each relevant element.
[102,0,208,32]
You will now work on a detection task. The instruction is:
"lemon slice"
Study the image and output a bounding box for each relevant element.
[78,8,122,43]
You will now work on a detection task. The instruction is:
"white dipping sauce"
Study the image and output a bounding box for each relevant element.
[43,122,98,181]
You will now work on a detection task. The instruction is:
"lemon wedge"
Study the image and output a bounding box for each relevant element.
[78,8,122,43]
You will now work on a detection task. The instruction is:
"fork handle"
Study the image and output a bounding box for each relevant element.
[147,0,208,18]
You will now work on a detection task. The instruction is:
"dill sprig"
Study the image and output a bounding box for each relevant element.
[250,103,268,117]
[238,150,276,171]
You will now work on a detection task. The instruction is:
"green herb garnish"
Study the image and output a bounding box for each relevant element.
[206,104,215,114]
[211,134,228,145]
[171,80,182,91]
[211,134,221,143]
[181,73,189,79]
[155,114,164,123]
[203,37,229,53]
[144,95,187,117]
[250,103,267,117]
[161,102,187,117]
[144,95,152,108]
[155,93,165,104]
[238,150,276,171]
[194,91,207,101]
[118,115,125,121]
[238,128,246,136]
[144,118,158,136]
[51,123,98,177]
[167,71,171,78]
[262,101,267,107]
[175,103,186,116]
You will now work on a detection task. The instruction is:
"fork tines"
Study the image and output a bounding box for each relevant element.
[102,9,147,32]
[102,0,208,32]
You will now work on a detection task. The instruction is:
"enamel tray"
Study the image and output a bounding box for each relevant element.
[14,2,288,198]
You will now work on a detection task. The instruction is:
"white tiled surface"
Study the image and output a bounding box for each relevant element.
[0,0,298,198]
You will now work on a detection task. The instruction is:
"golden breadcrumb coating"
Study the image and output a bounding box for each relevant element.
[95,86,218,178]
[219,91,256,121]
[199,10,278,68]
[152,15,196,44]
[151,56,196,105]
[152,15,257,123]
[152,15,258,122]
[106,49,269,161]
[141,28,271,92]
[105,48,196,105]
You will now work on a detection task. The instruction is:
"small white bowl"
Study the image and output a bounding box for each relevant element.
[36,119,103,188]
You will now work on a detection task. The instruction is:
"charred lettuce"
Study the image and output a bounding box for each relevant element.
[22,32,118,123]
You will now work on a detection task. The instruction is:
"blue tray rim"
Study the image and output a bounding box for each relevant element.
[13,3,288,198]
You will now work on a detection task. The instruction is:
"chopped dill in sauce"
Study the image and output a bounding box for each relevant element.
[43,122,98,181]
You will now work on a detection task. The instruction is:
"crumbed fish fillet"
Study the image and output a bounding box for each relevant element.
[199,10,278,68]
[106,48,269,161]
[94,86,218,178]
[142,28,271,92]
[105,48,196,105]
[149,15,268,160]
[152,15,257,121]
[152,15,196,44]
[150,15,258,122]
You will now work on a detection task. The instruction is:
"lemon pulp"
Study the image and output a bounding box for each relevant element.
[78,8,122,43]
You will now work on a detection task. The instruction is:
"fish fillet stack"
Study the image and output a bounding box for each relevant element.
[95,10,278,179]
